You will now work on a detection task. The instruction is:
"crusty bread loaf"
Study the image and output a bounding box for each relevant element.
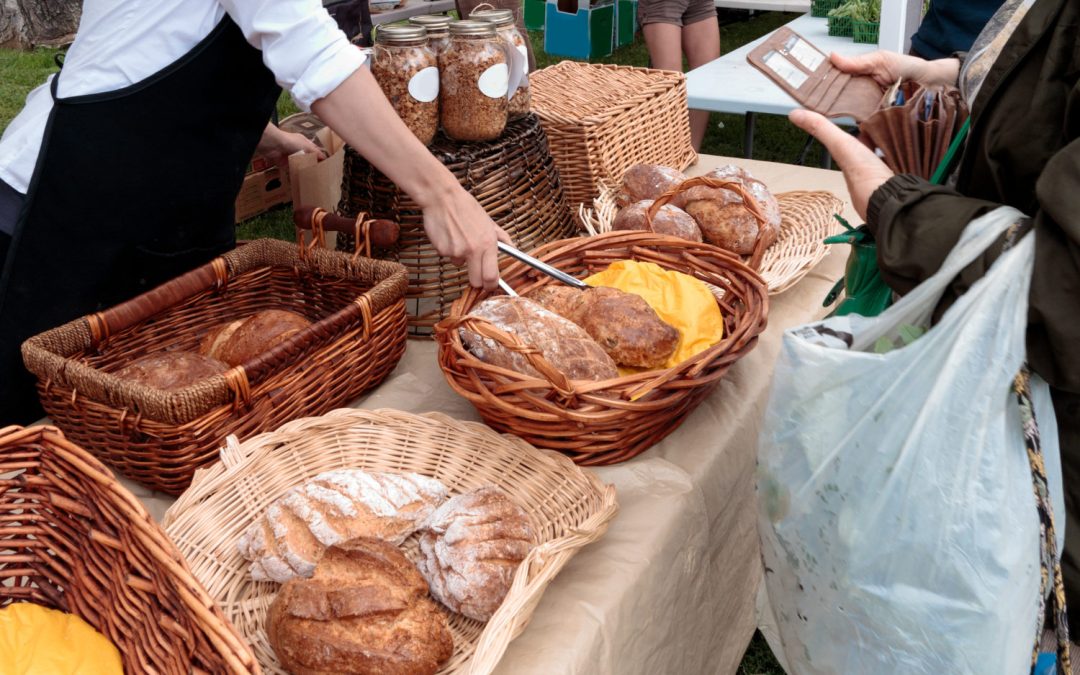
[199,309,312,367]
[417,487,536,622]
[612,200,703,243]
[268,538,453,675]
[681,165,780,255]
[237,470,449,583]
[616,164,688,208]
[460,296,618,381]
[115,351,228,390]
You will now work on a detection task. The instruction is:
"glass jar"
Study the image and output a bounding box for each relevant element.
[440,21,508,142]
[470,9,530,119]
[372,25,439,145]
[409,14,451,58]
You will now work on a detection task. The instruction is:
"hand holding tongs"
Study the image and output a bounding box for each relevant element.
[495,241,589,296]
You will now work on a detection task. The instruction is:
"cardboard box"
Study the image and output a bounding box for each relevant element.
[234,164,291,223]
[544,0,615,60]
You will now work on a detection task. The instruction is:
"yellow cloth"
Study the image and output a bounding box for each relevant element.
[584,260,725,373]
[0,603,123,675]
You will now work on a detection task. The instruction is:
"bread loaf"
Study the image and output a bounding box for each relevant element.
[199,309,312,366]
[681,165,780,255]
[268,538,453,675]
[417,487,536,621]
[617,164,688,208]
[115,351,228,390]
[612,200,703,242]
[237,470,449,583]
[460,296,618,381]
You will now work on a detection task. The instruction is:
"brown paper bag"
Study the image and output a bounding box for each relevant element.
[288,126,345,213]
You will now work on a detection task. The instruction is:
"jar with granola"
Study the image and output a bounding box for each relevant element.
[440,21,508,141]
[408,14,451,58]
[469,9,530,119]
[372,25,439,145]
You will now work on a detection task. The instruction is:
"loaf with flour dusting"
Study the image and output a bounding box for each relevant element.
[237,470,449,583]
[417,486,536,621]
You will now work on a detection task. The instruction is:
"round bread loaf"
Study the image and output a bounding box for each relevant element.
[416,486,536,621]
[612,200,703,242]
[199,309,312,366]
[616,164,687,208]
[115,351,228,390]
[681,165,780,255]
[268,538,453,675]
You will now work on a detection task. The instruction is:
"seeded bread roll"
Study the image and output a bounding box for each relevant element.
[681,165,781,255]
[416,487,536,621]
[616,164,688,208]
[199,309,312,366]
[268,538,453,675]
[612,200,703,243]
[115,352,228,390]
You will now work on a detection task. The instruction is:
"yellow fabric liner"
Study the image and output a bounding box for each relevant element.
[0,603,123,675]
[584,260,725,375]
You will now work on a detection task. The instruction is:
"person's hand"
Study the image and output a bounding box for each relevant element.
[419,186,512,290]
[255,124,327,168]
[830,51,960,88]
[789,109,894,220]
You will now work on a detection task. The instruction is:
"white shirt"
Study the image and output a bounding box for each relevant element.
[0,0,365,195]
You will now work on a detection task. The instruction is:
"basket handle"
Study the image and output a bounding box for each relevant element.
[293,207,400,260]
[646,176,770,270]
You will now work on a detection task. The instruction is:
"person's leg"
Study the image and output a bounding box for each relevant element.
[642,21,684,72]
[682,12,720,150]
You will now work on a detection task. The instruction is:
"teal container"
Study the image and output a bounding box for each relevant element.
[543,0,615,60]
[615,0,637,47]
[525,0,547,31]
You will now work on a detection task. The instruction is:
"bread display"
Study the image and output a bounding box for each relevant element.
[417,487,536,622]
[612,200,703,243]
[460,296,618,381]
[616,164,688,208]
[680,165,781,255]
[237,470,449,583]
[267,537,453,675]
[115,351,228,390]
[199,309,312,367]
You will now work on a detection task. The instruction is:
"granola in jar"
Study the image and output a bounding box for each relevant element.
[409,14,451,58]
[440,21,508,141]
[470,8,531,119]
[372,24,439,145]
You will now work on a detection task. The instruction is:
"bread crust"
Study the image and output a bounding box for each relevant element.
[681,165,780,255]
[115,351,228,390]
[612,200,703,243]
[616,164,688,208]
[199,309,312,366]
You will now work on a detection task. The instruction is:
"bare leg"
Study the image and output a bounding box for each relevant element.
[642,22,684,71]
[682,15,720,150]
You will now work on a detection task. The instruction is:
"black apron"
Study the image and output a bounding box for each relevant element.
[0,17,281,424]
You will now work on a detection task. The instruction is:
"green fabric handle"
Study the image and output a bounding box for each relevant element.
[930,117,971,185]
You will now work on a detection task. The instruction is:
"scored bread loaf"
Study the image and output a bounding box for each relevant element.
[460,296,618,381]
[417,486,536,622]
[115,351,228,390]
[237,470,449,583]
[199,309,312,367]
[612,200,703,243]
[681,164,781,255]
[268,537,453,675]
[616,164,688,208]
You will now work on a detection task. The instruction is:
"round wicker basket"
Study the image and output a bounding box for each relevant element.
[338,113,579,336]
[434,231,770,465]
[163,408,617,675]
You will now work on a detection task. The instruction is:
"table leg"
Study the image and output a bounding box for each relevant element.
[744,112,756,159]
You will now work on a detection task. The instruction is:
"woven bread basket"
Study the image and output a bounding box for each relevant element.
[434,230,769,465]
[338,113,578,336]
[21,238,408,495]
[0,425,258,673]
[162,408,617,675]
[529,62,697,210]
[580,181,845,295]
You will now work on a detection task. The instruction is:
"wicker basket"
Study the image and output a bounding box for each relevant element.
[0,425,258,673]
[21,239,408,495]
[162,408,617,675]
[435,231,769,465]
[529,62,697,210]
[338,114,578,336]
[580,183,844,295]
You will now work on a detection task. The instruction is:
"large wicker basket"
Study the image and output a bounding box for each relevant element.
[530,62,697,210]
[0,425,258,673]
[435,231,769,465]
[21,239,408,495]
[162,408,618,675]
[338,113,578,336]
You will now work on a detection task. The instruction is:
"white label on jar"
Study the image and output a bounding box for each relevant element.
[478,63,509,99]
[517,45,529,75]
[408,66,439,103]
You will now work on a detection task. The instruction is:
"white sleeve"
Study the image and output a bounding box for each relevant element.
[219,0,367,111]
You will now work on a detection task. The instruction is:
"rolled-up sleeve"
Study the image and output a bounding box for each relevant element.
[220,0,366,111]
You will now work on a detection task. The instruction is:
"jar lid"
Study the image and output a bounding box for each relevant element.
[449,19,498,36]
[470,9,515,27]
[375,24,428,44]
[409,14,451,31]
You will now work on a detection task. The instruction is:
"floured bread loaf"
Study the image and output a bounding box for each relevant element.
[115,351,227,390]
[199,309,312,367]
[617,164,688,208]
[237,470,449,583]
[681,164,781,255]
[417,487,536,621]
[612,200,703,242]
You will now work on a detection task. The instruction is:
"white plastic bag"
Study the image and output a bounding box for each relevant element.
[758,207,1064,675]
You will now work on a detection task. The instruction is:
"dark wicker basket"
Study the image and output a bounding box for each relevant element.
[338,113,578,336]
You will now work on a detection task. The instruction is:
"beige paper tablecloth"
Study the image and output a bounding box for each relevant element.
[123,155,855,675]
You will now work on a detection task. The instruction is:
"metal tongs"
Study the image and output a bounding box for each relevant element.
[496,241,589,297]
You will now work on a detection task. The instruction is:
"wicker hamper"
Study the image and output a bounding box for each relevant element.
[338,113,578,335]
[0,425,257,673]
[21,239,408,495]
[435,231,769,465]
[529,61,697,210]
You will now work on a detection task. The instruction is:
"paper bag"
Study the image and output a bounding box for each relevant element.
[288,126,345,213]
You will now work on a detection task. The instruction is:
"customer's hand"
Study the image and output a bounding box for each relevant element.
[789,109,894,220]
[419,186,513,290]
[830,51,960,88]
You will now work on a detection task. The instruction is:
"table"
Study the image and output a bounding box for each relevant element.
[714,0,809,13]
[367,0,456,25]
[124,156,854,674]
